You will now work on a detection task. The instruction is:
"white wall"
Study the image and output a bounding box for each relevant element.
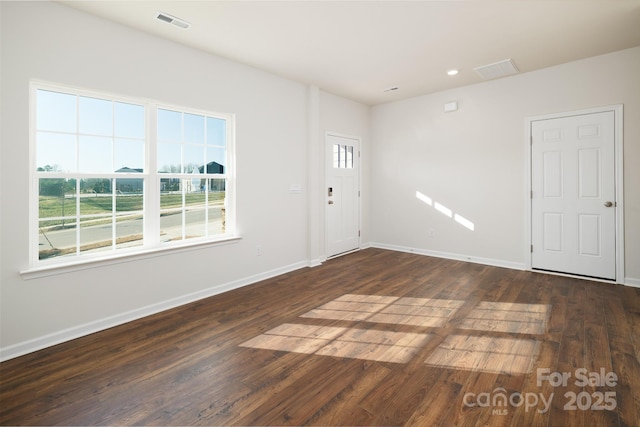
[0,1,314,359]
[370,47,640,283]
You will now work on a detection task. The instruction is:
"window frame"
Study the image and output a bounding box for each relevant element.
[27,81,237,275]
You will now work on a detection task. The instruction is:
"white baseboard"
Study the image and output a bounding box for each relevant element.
[307,258,324,268]
[0,260,309,362]
[624,277,640,288]
[369,242,527,271]
[370,243,640,288]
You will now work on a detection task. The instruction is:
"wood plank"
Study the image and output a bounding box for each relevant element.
[547,280,586,427]
[603,289,640,427]
[583,284,619,426]
[306,361,392,426]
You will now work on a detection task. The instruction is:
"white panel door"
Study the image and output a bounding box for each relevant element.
[326,134,359,257]
[531,111,616,280]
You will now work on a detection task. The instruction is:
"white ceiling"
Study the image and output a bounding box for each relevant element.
[59,0,640,105]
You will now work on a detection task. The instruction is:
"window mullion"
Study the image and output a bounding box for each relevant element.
[111,101,116,252]
[181,180,186,240]
[225,118,235,234]
[205,178,209,236]
[74,94,80,257]
[203,123,208,236]
[181,112,186,240]
[75,178,81,256]
[145,103,160,248]
[29,84,38,265]
[112,179,117,251]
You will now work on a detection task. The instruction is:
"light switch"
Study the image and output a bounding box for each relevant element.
[289,184,302,193]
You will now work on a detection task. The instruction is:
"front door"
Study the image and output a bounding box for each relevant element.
[531,111,617,280]
[326,133,359,258]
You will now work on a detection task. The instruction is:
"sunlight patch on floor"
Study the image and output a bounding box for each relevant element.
[457,301,551,335]
[301,294,464,327]
[240,294,547,370]
[240,323,432,363]
[424,335,541,374]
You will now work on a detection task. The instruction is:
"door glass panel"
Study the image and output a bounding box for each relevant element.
[333,144,354,169]
[346,145,354,169]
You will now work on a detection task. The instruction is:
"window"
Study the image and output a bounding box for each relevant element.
[32,83,235,267]
[157,108,228,242]
[333,143,353,169]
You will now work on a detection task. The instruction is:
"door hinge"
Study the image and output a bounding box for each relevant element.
[358,190,361,197]
[530,135,533,145]
[531,244,533,253]
[359,230,361,237]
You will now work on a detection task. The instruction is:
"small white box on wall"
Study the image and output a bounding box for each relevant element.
[444,101,458,112]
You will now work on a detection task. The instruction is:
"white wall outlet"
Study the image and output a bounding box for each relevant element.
[256,245,262,256]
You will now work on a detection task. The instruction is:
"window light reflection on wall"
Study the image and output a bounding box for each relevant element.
[416,190,475,231]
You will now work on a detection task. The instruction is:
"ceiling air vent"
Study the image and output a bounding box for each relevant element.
[474,59,519,80]
[155,12,190,29]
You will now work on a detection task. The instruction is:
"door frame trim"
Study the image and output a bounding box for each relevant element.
[325,131,361,258]
[524,104,624,283]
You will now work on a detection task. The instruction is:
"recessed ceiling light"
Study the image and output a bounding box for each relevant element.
[447,69,459,76]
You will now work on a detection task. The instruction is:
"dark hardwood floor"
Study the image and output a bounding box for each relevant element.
[1,248,639,426]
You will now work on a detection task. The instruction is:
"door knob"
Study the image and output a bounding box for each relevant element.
[604,201,614,207]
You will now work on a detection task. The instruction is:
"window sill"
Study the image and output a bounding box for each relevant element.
[20,235,242,280]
